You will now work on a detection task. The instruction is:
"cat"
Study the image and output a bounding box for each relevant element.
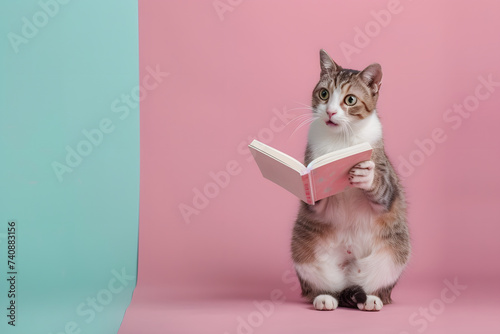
[291,49,410,311]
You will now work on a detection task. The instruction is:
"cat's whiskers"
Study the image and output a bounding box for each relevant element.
[341,124,349,149]
[285,113,316,126]
[343,122,355,141]
[284,103,318,126]
[287,107,315,114]
[293,101,315,109]
[294,102,321,114]
[331,118,352,149]
[289,116,319,138]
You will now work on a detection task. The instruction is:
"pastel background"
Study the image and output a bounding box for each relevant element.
[1,1,139,333]
[120,0,500,333]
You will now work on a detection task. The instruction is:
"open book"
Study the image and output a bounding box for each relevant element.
[249,140,373,205]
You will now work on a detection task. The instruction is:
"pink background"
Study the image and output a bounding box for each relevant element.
[120,1,500,333]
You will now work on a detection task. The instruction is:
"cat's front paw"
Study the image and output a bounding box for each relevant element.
[313,294,338,311]
[349,161,375,190]
[357,295,383,311]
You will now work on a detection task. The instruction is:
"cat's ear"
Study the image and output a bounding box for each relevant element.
[320,49,341,74]
[359,63,382,94]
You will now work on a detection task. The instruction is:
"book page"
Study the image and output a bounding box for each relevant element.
[309,149,373,202]
[249,142,310,203]
[248,140,305,172]
[307,142,372,170]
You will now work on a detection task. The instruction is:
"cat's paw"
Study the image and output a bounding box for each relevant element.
[313,294,338,311]
[357,295,383,311]
[349,161,375,190]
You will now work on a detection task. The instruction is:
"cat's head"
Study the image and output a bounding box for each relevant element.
[312,49,382,131]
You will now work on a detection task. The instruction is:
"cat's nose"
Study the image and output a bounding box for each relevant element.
[327,110,337,117]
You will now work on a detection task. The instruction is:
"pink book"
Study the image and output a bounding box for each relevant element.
[249,140,373,205]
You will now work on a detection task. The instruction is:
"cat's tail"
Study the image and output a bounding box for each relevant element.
[338,285,367,308]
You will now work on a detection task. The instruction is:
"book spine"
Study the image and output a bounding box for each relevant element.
[301,174,314,205]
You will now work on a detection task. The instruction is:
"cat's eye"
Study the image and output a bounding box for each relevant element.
[319,89,329,101]
[344,95,357,106]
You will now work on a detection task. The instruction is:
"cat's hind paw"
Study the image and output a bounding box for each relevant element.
[313,294,338,311]
[357,295,383,311]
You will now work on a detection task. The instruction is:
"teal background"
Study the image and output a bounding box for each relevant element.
[0,1,139,333]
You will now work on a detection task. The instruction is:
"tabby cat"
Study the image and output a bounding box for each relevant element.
[291,50,410,311]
